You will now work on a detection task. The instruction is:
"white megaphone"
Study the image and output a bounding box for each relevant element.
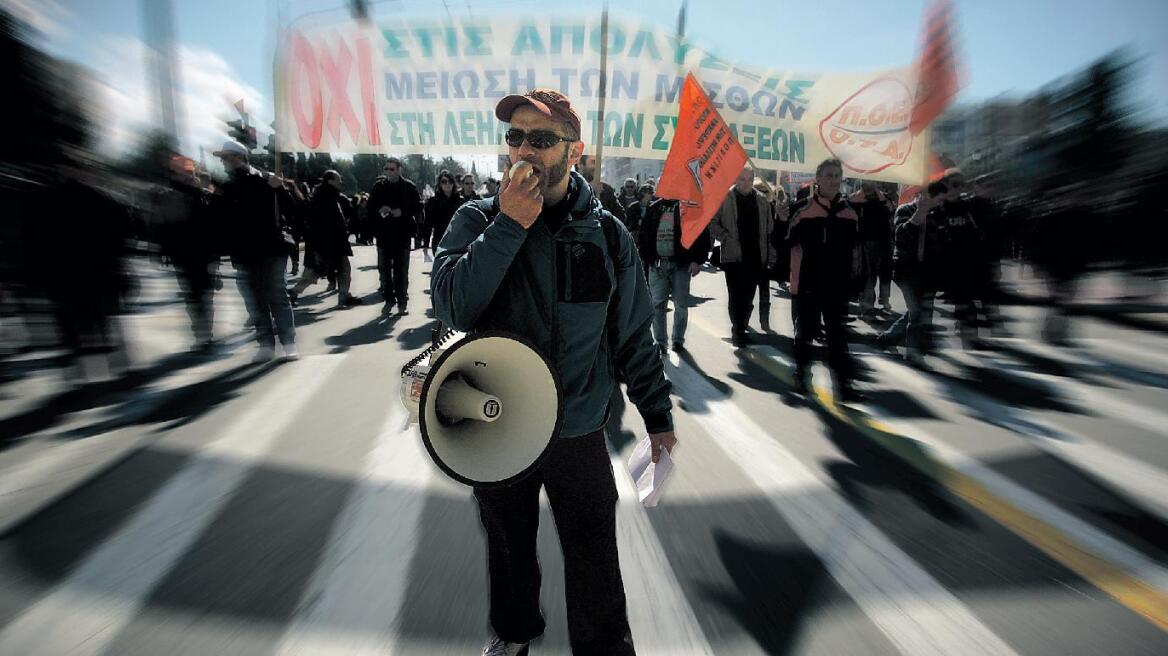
[400,329,562,487]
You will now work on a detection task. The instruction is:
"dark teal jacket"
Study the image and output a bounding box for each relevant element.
[431,171,673,438]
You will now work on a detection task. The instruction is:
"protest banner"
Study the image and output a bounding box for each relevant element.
[277,13,931,183]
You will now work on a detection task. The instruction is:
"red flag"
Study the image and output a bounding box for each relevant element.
[656,73,749,249]
[910,0,960,135]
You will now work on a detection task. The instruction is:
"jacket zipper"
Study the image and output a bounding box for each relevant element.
[544,222,559,363]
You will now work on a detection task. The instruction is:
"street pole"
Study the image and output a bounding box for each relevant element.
[142,0,183,150]
[592,4,610,185]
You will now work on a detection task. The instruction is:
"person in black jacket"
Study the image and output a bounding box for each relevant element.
[424,171,463,262]
[367,157,422,314]
[878,182,947,366]
[787,158,861,400]
[213,139,297,361]
[933,171,986,349]
[850,182,895,318]
[623,183,654,234]
[575,154,625,223]
[155,156,221,351]
[636,197,711,353]
[288,170,361,309]
[458,173,481,202]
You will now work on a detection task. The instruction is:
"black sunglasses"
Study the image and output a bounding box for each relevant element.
[505,128,574,149]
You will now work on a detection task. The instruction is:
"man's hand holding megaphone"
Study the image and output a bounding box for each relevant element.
[649,430,677,464]
[499,160,543,229]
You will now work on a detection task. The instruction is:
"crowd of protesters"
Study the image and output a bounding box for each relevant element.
[2,126,1165,394]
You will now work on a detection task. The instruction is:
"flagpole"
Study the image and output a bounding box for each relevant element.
[593,4,609,183]
[271,0,287,178]
[916,126,931,260]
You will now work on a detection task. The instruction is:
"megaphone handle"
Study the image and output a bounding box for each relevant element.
[400,321,458,377]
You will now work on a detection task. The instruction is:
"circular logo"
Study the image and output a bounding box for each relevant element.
[819,77,914,174]
[483,399,501,419]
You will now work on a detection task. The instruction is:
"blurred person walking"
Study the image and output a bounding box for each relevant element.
[459,173,481,202]
[575,154,626,223]
[622,183,654,234]
[850,181,895,319]
[1030,185,1093,345]
[934,170,986,349]
[39,157,133,376]
[879,182,947,366]
[770,184,792,292]
[154,155,220,352]
[214,139,297,362]
[287,170,362,309]
[483,177,500,198]
[424,171,463,262]
[617,177,639,211]
[709,165,776,346]
[752,177,780,330]
[637,197,711,354]
[968,173,1010,335]
[368,157,422,314]
[787,158,862,400]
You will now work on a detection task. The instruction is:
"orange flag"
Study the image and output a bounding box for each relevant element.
[910,0,960,135]
[656,73,749,249]
[896,152,952,204]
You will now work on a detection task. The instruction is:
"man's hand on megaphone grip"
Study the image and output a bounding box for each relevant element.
[499,161,542,229]
[649,430,677,464]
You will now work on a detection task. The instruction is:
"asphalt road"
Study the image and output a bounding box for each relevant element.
[0,245,1165,655]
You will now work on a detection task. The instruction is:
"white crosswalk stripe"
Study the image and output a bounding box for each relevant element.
[611,452,717,656]
[275,404,439,656]
[664,357,1020,656]
[0,354,347,656]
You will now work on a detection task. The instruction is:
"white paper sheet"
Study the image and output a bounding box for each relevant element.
[626,435,675,507]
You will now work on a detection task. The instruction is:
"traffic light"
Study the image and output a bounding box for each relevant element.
[226,118,257,150]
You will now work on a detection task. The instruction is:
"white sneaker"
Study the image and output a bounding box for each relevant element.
[481,636,529,656]
[252,345,276,363]
[282,343,299,361]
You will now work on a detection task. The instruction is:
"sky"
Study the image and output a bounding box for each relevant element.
[12,0,1168,163]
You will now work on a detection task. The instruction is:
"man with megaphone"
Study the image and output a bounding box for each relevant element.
[431,89,676,656]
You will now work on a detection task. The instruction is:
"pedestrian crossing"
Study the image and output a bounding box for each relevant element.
[3,251,1168,654]
[2,341,1165,655]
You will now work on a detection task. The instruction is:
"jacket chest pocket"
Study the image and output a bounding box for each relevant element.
[557,240,611,303]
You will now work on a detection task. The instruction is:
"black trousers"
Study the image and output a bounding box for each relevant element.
[376,242,410,306]
[175,260,215,343]
[793,291,853,386]
[473,430,635,655]
[723,262,766,333]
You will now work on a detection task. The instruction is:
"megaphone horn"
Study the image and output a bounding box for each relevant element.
[400,329,563,488]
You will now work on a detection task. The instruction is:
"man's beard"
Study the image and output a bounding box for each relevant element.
[540,147,570,193]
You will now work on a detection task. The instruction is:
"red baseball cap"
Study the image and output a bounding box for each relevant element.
[495,89,582,139]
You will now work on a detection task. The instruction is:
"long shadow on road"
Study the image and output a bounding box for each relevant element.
[0,350,225,452]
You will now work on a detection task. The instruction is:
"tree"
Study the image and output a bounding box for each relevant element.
[306,152,333,183]
[436,156,467,180]
[352,153,389,191]
[333,159,358,195]
[115,130,174,183]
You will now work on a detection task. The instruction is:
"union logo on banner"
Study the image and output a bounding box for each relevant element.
[818,77,915,175]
